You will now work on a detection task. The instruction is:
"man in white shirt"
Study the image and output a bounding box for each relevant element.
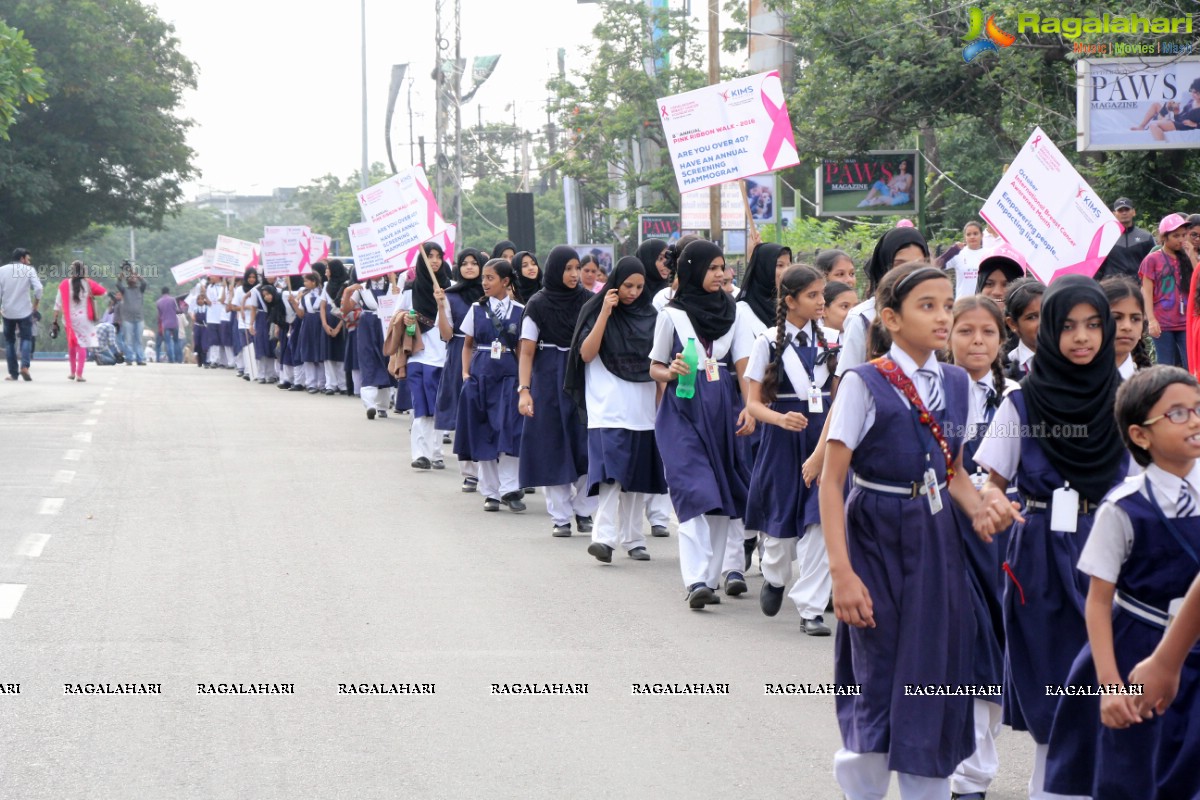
[0,248,44,381]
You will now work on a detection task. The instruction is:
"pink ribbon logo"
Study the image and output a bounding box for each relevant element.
[760,72,796,170]
[660,105,668,119]
[1050,224,1113,283]
[1032,135,1043,149]
[297,236,312,273]
[247,248,260,272]
[414,175,440,234]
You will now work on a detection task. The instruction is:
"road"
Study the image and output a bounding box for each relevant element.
[0,362,1034,798]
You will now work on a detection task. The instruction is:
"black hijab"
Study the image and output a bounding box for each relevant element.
[864,227,929,296]
[512,250,542,304]
[412,243,451,333]
[445,248,485,305]
[975,255,1026,294]
[668,240,736,342]
[1021,275,1123,504]
[325,259,349,305]
[492,240,517,260]
[738,243,791,326]
[565,257,658,422]
[522,245,590,347]
[261,284,286,327]
[637,238,670,296]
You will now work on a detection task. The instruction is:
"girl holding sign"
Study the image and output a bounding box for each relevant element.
[319,259,349,395]
[403,242,451,470]
[438,249,484,490]
[294,269,327,393]
[343,274,397,419]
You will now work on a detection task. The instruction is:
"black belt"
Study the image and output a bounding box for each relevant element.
[1023,495,1098,516]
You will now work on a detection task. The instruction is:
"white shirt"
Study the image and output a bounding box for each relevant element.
[282,290,297,324]
[1118,355,1137,381]
[585,357,657,431]
[0,262,44,320]
[649,307,750,366]
[827,345,944,451]
[458,297,520,339]
[207,284,229,323]
[651,286,675,312]
[744,320,830,397]
[834,299,875,377]
[1077,463,1200,583]
[399,289,447,367]
[733,302,769,365]
[948,247,986,299]
[232,286,249,329]
[1009,342,1034,376]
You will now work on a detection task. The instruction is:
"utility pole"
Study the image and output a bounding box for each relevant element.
[360,0,369,192]
[453,0,463,244]
[707,0,722,245]
[434,0,445,201]
[407,77,415,165]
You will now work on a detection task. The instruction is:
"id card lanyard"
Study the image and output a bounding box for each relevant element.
[486,300,512,358]
[1138,480,1200,626]
[905,401,944,515]
[698,336,721,383]
[789,325,824,414]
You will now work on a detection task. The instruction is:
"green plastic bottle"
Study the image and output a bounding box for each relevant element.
[405,311,417,337]
[676,337,699,399]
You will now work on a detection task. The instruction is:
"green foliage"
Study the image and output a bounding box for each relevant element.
[0,17,45,138]
[0,0,197,252]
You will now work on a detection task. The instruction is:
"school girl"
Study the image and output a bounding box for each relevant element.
[1003,277,1043,380]
[455,259,526,511]
[402,243,451,469]
[819,262,994,800]
[345,274,396,419]
[254,282,282,383]
[651,234,702,312]
[974,275,1136,799]
[649,240,753,608]
[187,278,208,367]
[205,277,231,367]
[219,276,238,368]
[744,265,834,628]
[230,267,259,379]
[279,276,305,390]
[319,259,349,395]
[816,248,857,289]
[294,269,327,393]
[566,257,667,561]
[1040,366,1200,799]
[975,243,1027,306]
[513,250,543,305]
[637,238,674,537]
[945,294,1020,800]
[517,245,597,536]
[938,221,987,299]
[491,240,517,263]
[822,281,858,335]
[1103,275,1152,381]
[437,249,484,490]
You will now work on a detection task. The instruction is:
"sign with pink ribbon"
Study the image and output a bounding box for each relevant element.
[979,126,1121,284]
[404,224,456,273]
[348,222,399,280]
[170,255,208,284]
[657,70,799,194]
[310,234,331,264]
[357,166,448,262]
[263,226,312,276]
[213,235,260,276]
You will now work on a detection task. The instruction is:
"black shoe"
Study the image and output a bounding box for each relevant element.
[323,389,336,396]
[288,384,305,391]
[801,616,832,637]
[442,433,452,444]
[687,583,716,609]
[256,377,266,384]
[431,460,445,470]
[575,515,593,533]
[650,525,670,538]
[501,491,526,512]
[951,793,986,800]
[377,410,388,419]
[744,535,757,572]
[411,457,432,470]
[277,382,292,390]
[627,547,651,561]
[587,542,613,563]
[483,497,500,512]
[552,524,572,537]
[724,572,748,597]
[366,408,376,420]
[306,388,319,394]
[760,582,785,617]
[523,487,535,495]
[462,477,478,493]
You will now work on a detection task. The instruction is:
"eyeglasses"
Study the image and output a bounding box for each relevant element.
[1143,404,1200,426]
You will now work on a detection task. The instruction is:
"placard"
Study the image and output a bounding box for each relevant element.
[404,225,456,274]
[263,226,313,276]
[348,222,399,281]
[170,255,208,284]
[213,235,259,276]
[681,183,745,230]
[377,293,401,337]
[356,166,449,261]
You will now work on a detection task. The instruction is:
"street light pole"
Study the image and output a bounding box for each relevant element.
[360,0,369,192]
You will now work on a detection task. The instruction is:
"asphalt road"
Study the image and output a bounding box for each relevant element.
[0,362,1034,798]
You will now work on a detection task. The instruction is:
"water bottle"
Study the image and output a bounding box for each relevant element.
[676,337,699,399]
[405,310,417,337]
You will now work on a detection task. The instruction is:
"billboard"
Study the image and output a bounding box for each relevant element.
[816,151,919,217]
[638,214,682,243]
[1077,57,1200,151]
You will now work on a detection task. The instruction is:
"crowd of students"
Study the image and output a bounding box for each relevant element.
[179,221,1198,800]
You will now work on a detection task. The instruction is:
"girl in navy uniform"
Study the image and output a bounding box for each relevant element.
[820,262,1000,800]
[1102,275,1152,381]
[280,276,305,391]
[293,270,326,393]
[344,274,397,419]
[254,282,281,383]
[1003,277,1043,380]
[1043,366,1200,799]
[975,275,1135,799]
[189,278,208,368]
[946,294,1019,800]
[518,245,597,536]
[744,265,833,622]
[637,237,675,538]
[569,257,666,561]
[649,240,754,609]
[455,259,526,512]
[319,259,349,395]
[403,243,451,469]
[513,250,542,308]
[438,249,484,491]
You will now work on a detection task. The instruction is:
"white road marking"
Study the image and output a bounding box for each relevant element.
[94,399,106,406]
[64,450,82,461]
[73,432,92,443]
[38,498,64,515]
[88,408,102,415]
[83,419,97,426]
[54,470,75,484]
[16,535,50,558]
[0,585,26,619]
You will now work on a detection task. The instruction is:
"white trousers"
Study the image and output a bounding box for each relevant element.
[324,360,346,391]
[678,514,732,589]
[361,385,388,411]
[544,476,597,525]
[256,356,276,379]
[410,416,444,462]
[760,535,797,588]
[459,460,478,479]
[645,493,673,526]
[834,750,950,800]
[303,362,322,389]
[789,524,833,620]
[593,483,647,551]
[721,516,753,575]
[351,368,361,396]
[478,455,520,499]
[951,699,1002,795]
[1029,742,1091,800]
[280,363,294,384]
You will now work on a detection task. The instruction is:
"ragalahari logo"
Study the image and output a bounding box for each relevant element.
[962,8,1016,62]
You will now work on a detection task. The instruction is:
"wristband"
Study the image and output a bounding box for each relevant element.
[517,385,531,392]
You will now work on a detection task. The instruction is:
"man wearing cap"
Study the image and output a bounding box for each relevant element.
[1139,213,1194,369]
[1098,197,1155,279]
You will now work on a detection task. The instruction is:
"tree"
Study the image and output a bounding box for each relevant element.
[0,0,197,252]
[0,17,45,138]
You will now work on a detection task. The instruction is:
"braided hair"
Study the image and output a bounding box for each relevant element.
[947,295,1007,410]
[1101,275,1153,371]
[761,264,828,404]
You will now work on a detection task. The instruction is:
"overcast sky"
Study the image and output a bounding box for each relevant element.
[147,0,611,198]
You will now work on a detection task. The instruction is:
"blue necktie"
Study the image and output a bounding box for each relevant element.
[1179,481,1196,518]
[917,368,943,411]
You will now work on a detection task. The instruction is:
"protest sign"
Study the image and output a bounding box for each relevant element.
[979,127,1121,284]
[310,234,331,265]
[348,222,398,280]
[263,226,312,276]
[658,70,799,193]
[356,166,448,262]
[681,182,744,230]
[377,293,400,337]
[404,225,456,274]
[213,235,259,276]
[170,255,208,284]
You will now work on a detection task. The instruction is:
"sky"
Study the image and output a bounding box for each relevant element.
[147,0,611,199]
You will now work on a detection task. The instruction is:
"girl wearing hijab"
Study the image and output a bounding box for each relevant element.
[254,282,283,384]
[437,248,484,489]
[230,267,259,380]
[294,268,327,393]
[976,243,1028,305]
[569,256,667,561]
[342,272,397,418]
[649,240,754,608]
[455,258,526,512]
[492,240,517,263]
[206,276,231,368]
[279,275,305,391]
[403,242,451,469]
[637,238,671,299]
[517,245,598,536]
[512,250,542,305]
[974,275,1136,799]
[319,259,349,395]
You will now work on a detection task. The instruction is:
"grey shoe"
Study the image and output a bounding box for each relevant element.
[411,457,431,470]
[575,515,594,533]
[723,572,748,597]
[801,616,832,637]
[552,524,572,537]
[587,542,613,563]
[650,525,670,537]
[431,459,445,470]
[687,584,716,609]
[501,491,526,513]
[627,547,651,561]
[760,582,785,617]
[377,409,388,419]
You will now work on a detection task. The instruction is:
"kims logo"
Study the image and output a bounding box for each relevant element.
[962,8,1016,62]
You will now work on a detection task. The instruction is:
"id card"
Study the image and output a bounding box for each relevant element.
[1051,485,1079,533]
[807,385,824,414]
[970,468,988,491]
[490,340,503,360]
[924,468,943,515]
[705,358,720,382]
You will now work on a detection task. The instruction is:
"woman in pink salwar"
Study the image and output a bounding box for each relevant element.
[52,261,107,382]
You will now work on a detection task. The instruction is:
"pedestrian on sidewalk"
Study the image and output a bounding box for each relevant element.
[0,247,43,381]
[156,286,182,364]
[52,261,107,382]
[115,262,148,366]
